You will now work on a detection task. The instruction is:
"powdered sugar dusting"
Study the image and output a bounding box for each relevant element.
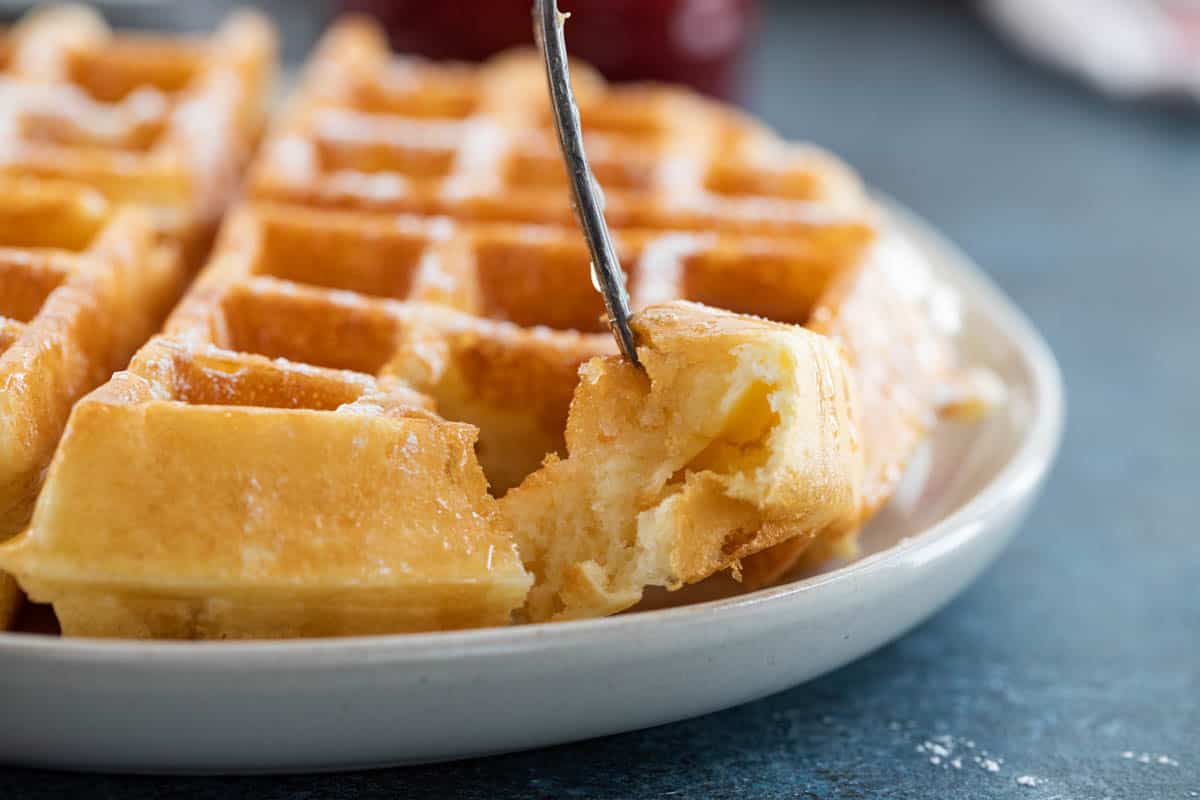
[326,170,407,201]
[441,119,508,199]
[1122,750,1179,767]
[313,107,464,152]
[911,731,1009,777]
[630,233,712,309]
[0,78,169,146]
[900,723,1191,794]
[268,135,318,183]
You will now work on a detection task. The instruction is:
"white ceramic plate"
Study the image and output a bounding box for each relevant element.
[0,201,1064,774]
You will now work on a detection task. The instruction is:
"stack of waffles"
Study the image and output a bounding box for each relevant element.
[0,6,276,628]
[0,17,989,638]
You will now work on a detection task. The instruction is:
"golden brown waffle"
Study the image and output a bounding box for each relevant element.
[0,17,985,637]
[0,4,276,265]
[0,176,185,628]
[237,18,966,523]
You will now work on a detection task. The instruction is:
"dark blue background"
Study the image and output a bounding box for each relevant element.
[4,2,1198,797]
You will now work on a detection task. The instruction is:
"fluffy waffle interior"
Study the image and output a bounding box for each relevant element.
[0,177,186,627]
[0,4,275,264]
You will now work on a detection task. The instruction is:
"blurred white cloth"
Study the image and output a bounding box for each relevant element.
[982,0,1200,99]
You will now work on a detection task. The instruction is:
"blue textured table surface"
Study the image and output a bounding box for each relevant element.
[5,2,1199,797]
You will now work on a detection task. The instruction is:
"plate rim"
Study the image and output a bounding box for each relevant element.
[0,198,1065,666]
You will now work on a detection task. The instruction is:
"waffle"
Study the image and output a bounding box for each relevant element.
[0,4,276,265]
[241,16,973,513]
[0,176,185,628]
[0,17,986,637]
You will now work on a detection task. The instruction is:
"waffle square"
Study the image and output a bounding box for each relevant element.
[0,4,276,264]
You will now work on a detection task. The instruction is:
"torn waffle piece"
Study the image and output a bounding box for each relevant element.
[502,302,863,622]
[0,338,531,638]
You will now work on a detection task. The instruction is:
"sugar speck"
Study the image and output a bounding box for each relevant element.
[1016,775,1042,788]
[1121,750,1178,766]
